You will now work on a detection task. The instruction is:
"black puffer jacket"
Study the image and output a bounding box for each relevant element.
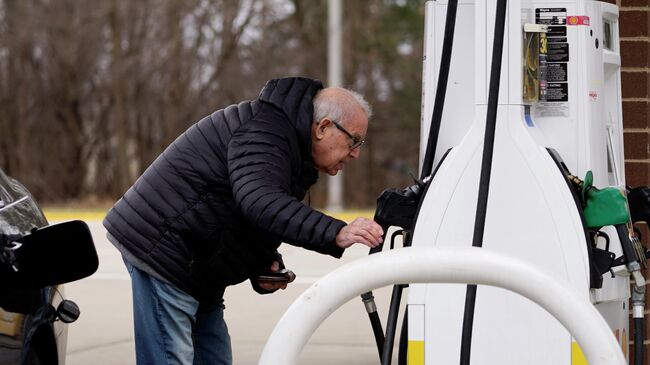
[103,77,347,302]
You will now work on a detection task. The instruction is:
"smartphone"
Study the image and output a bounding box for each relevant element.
[257,269,296,284]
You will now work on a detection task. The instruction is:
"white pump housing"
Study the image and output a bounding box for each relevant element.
[409,0,628,364]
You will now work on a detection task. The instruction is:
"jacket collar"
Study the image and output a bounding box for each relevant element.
[257,77,323,158]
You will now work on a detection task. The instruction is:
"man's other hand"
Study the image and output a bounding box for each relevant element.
[335,218,384,249]
[256,261,289,291]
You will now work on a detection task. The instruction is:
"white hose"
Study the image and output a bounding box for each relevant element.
[259,246,625,365]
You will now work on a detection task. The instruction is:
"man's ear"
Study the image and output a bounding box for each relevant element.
[314,118,331,140]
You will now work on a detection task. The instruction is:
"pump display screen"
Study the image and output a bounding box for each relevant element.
[603,20,613,51]
[535,8,567,25]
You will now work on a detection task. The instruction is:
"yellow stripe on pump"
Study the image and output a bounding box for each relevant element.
[572,341,587,365]
[408,341,425,365]
[407,304,425,364]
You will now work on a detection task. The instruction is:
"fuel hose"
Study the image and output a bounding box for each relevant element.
[459,1,508,364]
[365,0,460,362]
[420,0,459,180]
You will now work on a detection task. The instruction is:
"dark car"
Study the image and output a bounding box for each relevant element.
[0,168,98,365]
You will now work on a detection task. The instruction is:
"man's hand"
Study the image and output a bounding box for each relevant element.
[256,261,289,291]
[336,217,384,249]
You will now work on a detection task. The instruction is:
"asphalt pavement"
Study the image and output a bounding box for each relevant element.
[60,220,402,365]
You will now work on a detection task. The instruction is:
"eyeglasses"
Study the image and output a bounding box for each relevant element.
[331,120,365,150]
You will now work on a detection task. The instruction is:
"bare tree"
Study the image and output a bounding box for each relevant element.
[0,0,424,207]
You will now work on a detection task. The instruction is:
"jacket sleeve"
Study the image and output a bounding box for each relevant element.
[227,118,346,258]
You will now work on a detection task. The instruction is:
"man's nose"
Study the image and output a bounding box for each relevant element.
[349,147,361,158]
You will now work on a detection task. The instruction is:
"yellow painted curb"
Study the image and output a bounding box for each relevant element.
[325,210,374,222]
[42,209,375,223]
[43,209,107,222]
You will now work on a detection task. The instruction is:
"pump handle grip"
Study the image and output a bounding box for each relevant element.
[369,221,391,255]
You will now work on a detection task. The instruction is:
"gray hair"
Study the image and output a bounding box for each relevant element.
[313,87,372,125]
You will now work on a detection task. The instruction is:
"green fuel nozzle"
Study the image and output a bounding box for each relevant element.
[569,171,646,270]
[569,171,630,228]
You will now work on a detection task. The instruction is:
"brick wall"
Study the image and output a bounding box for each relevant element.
[620,0,650,190]
[616,0,650,363]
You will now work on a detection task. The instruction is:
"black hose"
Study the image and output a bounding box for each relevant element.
[635,317,643,365]
[381,285,405,365]
[362,221,389,358]
[398,309,408,365]
[366,2,458,360]
[368,0,459,359]
[370,310,386,358]
[420,0,459,180]
[361,291,385,358]
[459,1,508,364]
[615,224,638,264]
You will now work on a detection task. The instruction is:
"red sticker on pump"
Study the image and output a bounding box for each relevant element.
[567,16,590,26]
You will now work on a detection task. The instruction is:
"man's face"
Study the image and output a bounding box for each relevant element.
[311,107,368,176]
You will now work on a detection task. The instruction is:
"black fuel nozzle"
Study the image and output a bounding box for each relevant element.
[614,224,647,271]
[370,178,428,254]
[374,177,429,228]
[615,222,649,365]
[624,186,650,270]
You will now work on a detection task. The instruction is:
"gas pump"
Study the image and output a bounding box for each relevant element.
[401,1,650,364]
[261,1,650,364]
[362,0,650,364]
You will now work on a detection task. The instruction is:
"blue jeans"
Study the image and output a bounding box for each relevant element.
[125,260,232,365]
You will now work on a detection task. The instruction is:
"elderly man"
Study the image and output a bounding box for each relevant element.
[103,77,383,365]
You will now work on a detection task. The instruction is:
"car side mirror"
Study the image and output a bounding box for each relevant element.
[1,220,98,288]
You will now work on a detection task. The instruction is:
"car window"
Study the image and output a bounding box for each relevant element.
[0,170,13,207]
[0,169,47,235]
[0,168,31,206]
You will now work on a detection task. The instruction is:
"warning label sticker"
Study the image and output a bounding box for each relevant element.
[547,37,567,43]
[536,8,567,25]
[536,7,570,105]
[545,43,569,62]
[547,26,567,37]
[540,82,568,102]
[541,63,568,82]
[534,102,570,118]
